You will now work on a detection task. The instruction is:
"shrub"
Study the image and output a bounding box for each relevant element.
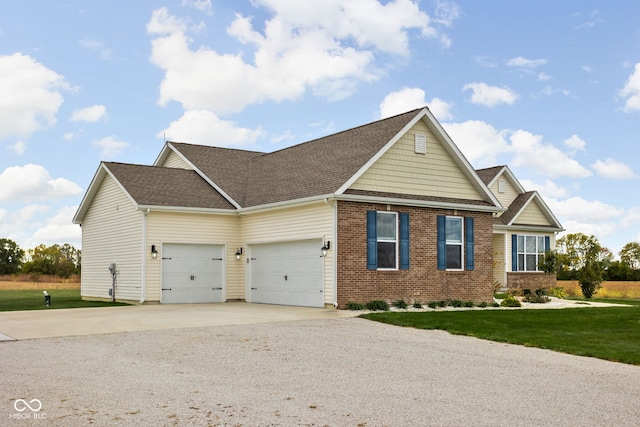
[492,302,500,307]
[478,301,488,308]
[549,287,566,299]
[437,300,447,308]
[365,300,390,311]
[451,300,463,308]
[413,302,423,309]
[463,301,474,308]
[523,293,551,303]
[394,300,408,309]
[494,293,509,300]
[535,288,547,296]
[428,301,438,309]
[523,288,531,296]
[500,295,521,307]
[345,302,364,310]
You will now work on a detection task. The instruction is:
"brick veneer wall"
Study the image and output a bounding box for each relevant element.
[507,272,557,291]
[336,201,494,308]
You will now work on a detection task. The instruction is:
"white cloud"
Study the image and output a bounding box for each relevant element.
[0,164,82,203]
[79,39,112,61]
[506,56,547,68]
[563,134,586,151]
[442,120,510,167]
[619,63,640,112]
[0,53,71,140]
[548,196,623,238]
[519,179,569,199]
[181,0,213,15]
[473,56,497,68]
[592,158,637,179]
[537,72,552,81]
[30,206,81,247]
[463,82,519,107]
[8,140,26,154]
[70,105,107,123]
[92,136,130,158]
[581,65,592,73]
[510,130,592,179]
[148,3,449,114]
[379,87,453,121]
[63,132,75,141]
[159,110,264,147]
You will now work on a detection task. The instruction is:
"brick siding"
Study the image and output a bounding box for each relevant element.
[507,272,557,291]
[336,201,494,308]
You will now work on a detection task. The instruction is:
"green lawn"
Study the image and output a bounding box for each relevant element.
[0,289,129,311]
[361,299,640,365]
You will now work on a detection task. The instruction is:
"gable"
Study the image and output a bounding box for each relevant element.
[513,199,554,226]
[160,150,192,169]
[490,175,520,212]
[349,119,485,201]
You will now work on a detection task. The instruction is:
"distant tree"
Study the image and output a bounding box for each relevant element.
[557,233,604,298]
[22,243,81,278]
[0,238,25,275]
[605,261,632,281]
[538,249,557,287]
[619,242,640,270]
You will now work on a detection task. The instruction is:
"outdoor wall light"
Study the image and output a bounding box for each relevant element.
[321,241,331,257]
[235,247,243,260]
[151,244,158,259]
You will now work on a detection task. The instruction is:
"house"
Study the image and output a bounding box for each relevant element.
[73,107,563,308]
[476,165,563,291]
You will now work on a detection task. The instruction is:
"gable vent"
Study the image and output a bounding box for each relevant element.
[414,134,427,154]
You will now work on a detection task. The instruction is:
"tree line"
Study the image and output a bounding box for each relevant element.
[541,233,640,298]
[0,238,80,278]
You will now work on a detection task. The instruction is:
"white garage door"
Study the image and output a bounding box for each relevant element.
[249,239,324,308]
[162,243,224,304]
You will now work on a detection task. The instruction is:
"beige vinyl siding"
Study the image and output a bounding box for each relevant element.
[349,121,484,201]
[241,202,335,304]
[490,177,520,214]
[81,175,143,302]
[492,233,506,288]
[146,212,241,301]
[161,151,191,169]
[514,201,552,226]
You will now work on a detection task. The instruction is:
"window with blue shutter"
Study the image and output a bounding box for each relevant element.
[437,216,446,270]
[465,217,474,270]
[512,234,550,272]
[366,210,409,270]
[438,215,473,271]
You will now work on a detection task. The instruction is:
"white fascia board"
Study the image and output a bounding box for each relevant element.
[160,142,242,210]
[494,224,565,233]
[237,194,335,215]
[137,205,238,215]
[335,109,428,195]
[152,142,173,166]
[73,163,137,224]
[335,193,505,213]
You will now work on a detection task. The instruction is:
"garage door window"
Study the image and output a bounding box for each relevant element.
[367,210,409,270]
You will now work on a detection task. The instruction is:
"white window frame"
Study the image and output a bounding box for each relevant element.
[517,235,546,272]
[445,216,464,271]
[377,211,398,270]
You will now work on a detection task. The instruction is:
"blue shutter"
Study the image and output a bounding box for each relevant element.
[367,211,377,270]
[437,215,446,270]
[512,234,518,271]
[465,217,474,271]
[544,236,550,252]
[399,212,410,270]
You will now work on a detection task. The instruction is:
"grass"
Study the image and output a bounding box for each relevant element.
[361,299,640,365]
[0,289,129,311]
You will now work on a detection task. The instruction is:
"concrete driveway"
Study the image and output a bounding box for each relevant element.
[0,302,358,340]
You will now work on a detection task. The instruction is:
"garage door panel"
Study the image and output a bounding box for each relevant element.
[249,239,324,308]
[162,244,224,304]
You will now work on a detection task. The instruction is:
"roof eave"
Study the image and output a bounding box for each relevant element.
[336,193,505,213]
[137,205,238,215]
[494,224,565,233]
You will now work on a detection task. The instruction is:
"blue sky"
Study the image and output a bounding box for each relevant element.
[1,0,639,257]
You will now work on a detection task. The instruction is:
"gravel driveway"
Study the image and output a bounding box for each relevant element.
[2,317,639,426]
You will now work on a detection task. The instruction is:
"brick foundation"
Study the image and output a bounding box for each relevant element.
[507,272,557,291]
[336,201,494,308]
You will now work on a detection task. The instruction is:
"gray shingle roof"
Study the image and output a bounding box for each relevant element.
[172,108,424,207]
[495,191,535,225]
[475,165,505,186]
[105,162,235,210]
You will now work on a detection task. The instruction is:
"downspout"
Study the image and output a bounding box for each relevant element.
[325,198,338,308]
[141,208,149,303]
